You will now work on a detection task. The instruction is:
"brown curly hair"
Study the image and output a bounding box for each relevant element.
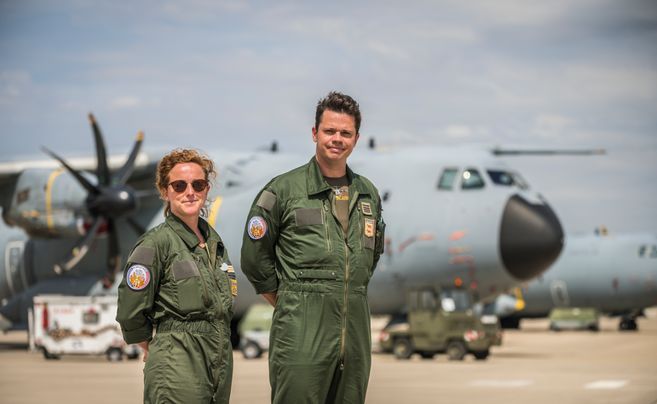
[155,148,216,216]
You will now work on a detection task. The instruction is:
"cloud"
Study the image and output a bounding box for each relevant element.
[0,70,32,104]
[109,96,142,110]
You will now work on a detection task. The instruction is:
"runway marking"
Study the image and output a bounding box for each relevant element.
[470,379,534,388]
[584,380,628,390]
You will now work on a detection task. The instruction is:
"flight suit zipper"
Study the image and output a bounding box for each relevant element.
[339,238,349,370]
[339,191,359,370]
[323,201,332,252]
[195,249,212,307]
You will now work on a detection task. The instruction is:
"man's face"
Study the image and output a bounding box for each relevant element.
[163,162,209,220]
[312,109,359,167]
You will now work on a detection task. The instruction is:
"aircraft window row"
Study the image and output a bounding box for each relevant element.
[638,245,657,258]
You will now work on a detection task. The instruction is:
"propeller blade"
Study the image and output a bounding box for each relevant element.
[41,147,100,195]
[115,130,144,185]
[89,113,111,187]
[53,217,104,274]
[126,216,146,235]
[107,218,122,274]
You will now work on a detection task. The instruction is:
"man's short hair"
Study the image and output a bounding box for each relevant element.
[315,91,361,133]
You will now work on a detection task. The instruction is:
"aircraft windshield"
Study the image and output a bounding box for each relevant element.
[461,168,485,190]
[437,168,458,190]
[440,289,472,312]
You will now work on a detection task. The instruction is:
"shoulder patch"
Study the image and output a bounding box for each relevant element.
[247,216,268,240]
[126,265,151,291]
[127,246,155,266]
[256,190,277,212]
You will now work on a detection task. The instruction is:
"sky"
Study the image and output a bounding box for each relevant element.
[1,0,656,235]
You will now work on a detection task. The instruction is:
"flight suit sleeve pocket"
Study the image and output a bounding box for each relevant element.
[128,246,155,266]
[297,269,338,280]
[295,208,324,226]
[172,260,200,281]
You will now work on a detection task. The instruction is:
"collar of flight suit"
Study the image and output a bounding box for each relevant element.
[165,213,221,254]
[306,156,371,197]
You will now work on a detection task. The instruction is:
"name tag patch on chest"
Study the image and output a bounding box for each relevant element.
[361,201,373,216]
[247,216,268,240]
[126,265,151,291]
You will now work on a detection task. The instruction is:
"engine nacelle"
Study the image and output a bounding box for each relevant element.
[4,168,91,237]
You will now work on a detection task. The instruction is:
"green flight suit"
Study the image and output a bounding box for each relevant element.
[117,214,235,404]
[241,157,385,404]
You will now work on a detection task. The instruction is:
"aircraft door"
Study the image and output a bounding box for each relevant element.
[549,280,570,307]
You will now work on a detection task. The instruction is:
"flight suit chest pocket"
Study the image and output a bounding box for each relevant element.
[171,260,206,314]
[295,208,323,226]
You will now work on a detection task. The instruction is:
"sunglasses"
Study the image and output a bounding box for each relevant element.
[168,179,209,193]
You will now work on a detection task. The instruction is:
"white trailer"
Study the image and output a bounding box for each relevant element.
[29,294,140,361]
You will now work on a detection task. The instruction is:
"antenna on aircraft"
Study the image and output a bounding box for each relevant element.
[270,141,278,153]
[491,147,606,156]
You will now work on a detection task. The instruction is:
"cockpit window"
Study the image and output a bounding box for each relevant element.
[461,168,485,190]
[437,168,458,190]
[511,171,529,190]
[486,169,529,190]
[487,170,514,186]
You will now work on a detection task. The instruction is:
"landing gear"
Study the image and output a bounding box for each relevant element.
[619,317,638,331]
[500,316,520,329]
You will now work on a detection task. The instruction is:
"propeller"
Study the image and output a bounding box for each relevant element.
[43,114,146,287]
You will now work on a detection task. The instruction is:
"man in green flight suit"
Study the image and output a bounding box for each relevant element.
[117,149,236,404]
[241,91,385,404]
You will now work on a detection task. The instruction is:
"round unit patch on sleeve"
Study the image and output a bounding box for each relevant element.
[247,216,268,240]
[126,264,151,291]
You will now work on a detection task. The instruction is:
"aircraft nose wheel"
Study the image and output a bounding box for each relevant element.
[619,318,638,331]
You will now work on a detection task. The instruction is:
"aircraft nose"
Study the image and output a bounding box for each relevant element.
[499,194,564,281]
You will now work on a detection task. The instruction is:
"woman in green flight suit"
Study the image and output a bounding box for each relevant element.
[117,149,236,404]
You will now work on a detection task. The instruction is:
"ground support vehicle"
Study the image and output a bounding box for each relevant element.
[379,288,493,361]
[549,307,600,331]
[237,303,274,359]
[29,294,140,361]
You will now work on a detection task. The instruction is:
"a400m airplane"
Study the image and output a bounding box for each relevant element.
[0,115,571,332]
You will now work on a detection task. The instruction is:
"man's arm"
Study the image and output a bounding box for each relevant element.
[240,187,281,295]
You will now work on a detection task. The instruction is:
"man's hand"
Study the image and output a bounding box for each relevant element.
[137,340,150,362]
[261,292,278,307]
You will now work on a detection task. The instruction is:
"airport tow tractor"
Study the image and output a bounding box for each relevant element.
[380,288,494,361]
[548,307,600,331]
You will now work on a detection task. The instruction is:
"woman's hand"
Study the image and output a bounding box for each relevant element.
[138,340,150,362]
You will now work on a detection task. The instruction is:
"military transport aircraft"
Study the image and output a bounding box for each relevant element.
[494,231,657,331]
[0,115,571,332]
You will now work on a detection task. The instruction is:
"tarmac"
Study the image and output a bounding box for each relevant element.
[1,310,656,404]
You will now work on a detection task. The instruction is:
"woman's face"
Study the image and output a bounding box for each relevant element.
[163,162,209,220]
